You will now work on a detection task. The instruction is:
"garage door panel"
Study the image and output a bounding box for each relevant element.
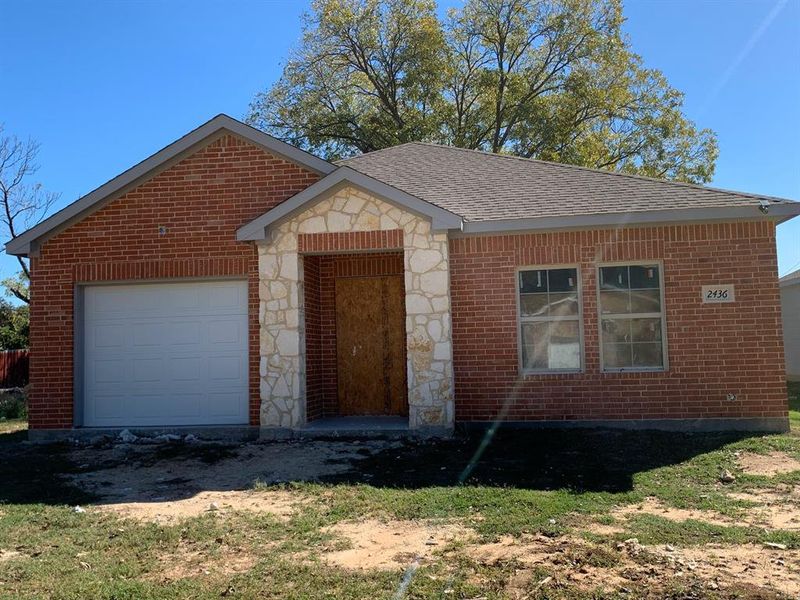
[93,394,126,420]
[93,359,126,383]
[93,324,126,348]
[163,287,201,310]
[207,355,245,382]
[205,391,246,418]
[131,322,167,347]
[165,321,203,346]
[132,393,201,419]
[208,319,244,345]
[83,281,249,427]
[132,358,163,383]
[170,356,203,382]
[208,285,244,309]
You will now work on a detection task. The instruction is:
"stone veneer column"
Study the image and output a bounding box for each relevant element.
[257,231,305,428]
[404,228,454,429]
[258,186,454,430]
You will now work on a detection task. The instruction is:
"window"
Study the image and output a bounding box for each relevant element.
[598,264,666,370]
[518,267,582,372]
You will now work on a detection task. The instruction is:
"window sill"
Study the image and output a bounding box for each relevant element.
[520,369,583,377]
[601,368,668,374]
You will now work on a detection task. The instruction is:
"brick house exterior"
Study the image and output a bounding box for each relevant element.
[8,115,799,437]
[449,224,786,423]
[23,132,320,430]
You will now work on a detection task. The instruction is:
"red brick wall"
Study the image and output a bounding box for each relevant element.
[28,134,319,429]
[449,221,787,423]
[298,229,403,254]
[304,252,405,420]
[303,255,323,422]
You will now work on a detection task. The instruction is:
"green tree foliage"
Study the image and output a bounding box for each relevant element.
[0,300,28,350]
[249,0,718,183]
[0,272,28,349]
[1,272,28,309]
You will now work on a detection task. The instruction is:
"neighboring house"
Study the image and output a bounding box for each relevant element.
[7,115,800,439]
[781,269,800,381]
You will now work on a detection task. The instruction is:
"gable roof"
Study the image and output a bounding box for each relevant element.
[6,114,336,256]
[339,142,800,233]
[9,115,800,257]
[237,166,463,241]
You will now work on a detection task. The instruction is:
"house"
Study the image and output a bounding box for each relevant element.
[7,114,800,439]
[781,269,800,381]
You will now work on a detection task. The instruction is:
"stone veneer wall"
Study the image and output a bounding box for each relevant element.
[257,186,454,429]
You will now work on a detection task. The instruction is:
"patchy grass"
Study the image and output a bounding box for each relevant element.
[789,380,800,433]
[620,513,800,548]
[275,426,799,540]
[2,395,800,598]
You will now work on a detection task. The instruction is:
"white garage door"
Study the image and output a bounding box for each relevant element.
[82,280,249,427]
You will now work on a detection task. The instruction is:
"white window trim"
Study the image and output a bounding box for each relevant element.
[596,260,669,373]
[516,264,585,375]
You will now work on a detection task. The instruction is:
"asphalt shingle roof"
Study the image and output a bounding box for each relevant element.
[339,142,795,223]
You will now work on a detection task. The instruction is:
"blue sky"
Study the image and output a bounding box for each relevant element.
[1,0,799,282]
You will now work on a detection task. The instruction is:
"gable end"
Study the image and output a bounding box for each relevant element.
[6,115,335,256]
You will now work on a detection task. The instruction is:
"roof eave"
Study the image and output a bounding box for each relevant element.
[236,166,464,242]
[5,115,336,257]
[780,270,800,288]
[458,202,800,235]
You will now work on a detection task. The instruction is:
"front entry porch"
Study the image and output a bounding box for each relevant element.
[256,185,455,432]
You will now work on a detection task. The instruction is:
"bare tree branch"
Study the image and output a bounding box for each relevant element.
[0,124,60,304]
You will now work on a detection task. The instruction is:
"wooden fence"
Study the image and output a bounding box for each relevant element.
[0,349,29,388]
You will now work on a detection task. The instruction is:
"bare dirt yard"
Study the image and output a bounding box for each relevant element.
[2,391,800,600]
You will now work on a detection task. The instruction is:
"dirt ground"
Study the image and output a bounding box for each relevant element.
[465,533,800,598]
[737,451,800,477]
[323,519,471,570]
[55,436,800,598]
[150,542,259,584]
[69,437,402,522]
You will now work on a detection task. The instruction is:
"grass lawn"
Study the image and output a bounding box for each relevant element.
[1,387,799,599]
[0,419,26,436]
[788,380,800,431]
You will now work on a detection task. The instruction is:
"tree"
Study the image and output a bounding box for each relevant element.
[251,0,446,158]
[0,125,59,304]
[249,0,718,183]
[0,298,28,350]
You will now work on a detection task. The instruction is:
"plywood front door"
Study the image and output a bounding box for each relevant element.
[335,275,407,416]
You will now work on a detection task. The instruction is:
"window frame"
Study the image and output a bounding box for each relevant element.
[596,260,669,373]
[516,264,585,375]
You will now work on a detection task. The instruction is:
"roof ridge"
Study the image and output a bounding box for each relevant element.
[360,141,796,205]
[335,142,419,165]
